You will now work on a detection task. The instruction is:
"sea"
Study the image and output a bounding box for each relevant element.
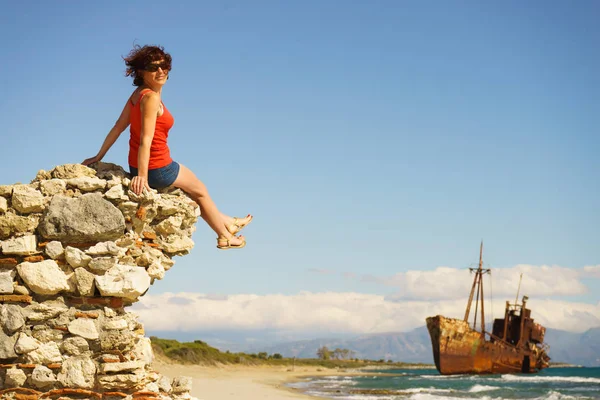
[288,367,600,400]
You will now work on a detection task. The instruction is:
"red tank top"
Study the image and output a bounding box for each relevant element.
[128,89,174,169]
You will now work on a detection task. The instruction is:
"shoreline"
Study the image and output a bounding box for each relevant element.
[152,361,388,400]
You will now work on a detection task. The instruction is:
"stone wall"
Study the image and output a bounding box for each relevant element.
[0,163,200,400]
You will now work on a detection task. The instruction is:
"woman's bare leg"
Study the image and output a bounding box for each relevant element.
[172,164,244,246]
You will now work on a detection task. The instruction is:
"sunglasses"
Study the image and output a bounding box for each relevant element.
[144,62,170,72]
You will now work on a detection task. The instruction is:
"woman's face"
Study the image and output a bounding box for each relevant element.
[141,59,170,86]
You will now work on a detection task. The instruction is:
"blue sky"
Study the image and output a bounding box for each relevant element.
[1,1,598,338]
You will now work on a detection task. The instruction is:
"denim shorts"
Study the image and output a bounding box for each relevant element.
[129,161,180,189]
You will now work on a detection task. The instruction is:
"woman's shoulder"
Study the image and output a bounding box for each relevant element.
[130,88,159,106]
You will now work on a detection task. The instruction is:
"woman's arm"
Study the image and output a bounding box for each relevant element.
[82,97,133,165]
[129,92,160,194]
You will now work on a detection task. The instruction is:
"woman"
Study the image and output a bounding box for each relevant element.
[83,45,251,249]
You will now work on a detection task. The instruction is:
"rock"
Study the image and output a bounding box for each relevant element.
[0,213,38,239]
[97,369,145,391]
[144,382,160,393]
[65,246,92,268]
[132,337,154,365]
[14,333,41,354]
[0,197,7,213]
[0,270,16,294]
[0,328,18,359]
[32,325,64,343]
[4,368,27,387]
[146,260,166,280]
[17,260,71,295]
[172,376,193,393]
[25,341,62,364]
[38,193,126,243]
[86,241,124,256]
[0,304,25,333]
[50,164,96,180]
[157,235,194,255]
[74,267,95,296]
[0,185,13,197]
[67,176,107,192]
[88,256,118,272]
[95,265,151,300]
[13,284,29,295]
[68,318,99,340]
[98,361,145,374]
[91,162,129,181]
[61,336,89,356]
[1,234,37,255]
[105,184,126,200]
[11,185,45,213]
[57,356,96,389]
[45,241,65,259]
[104,318,128,330]
[99,329,136,352]
[157,375,172,393]
[31,365,56,389]
[40,179,67,196]
[27,300,68,322]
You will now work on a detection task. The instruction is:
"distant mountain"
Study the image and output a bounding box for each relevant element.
[250,326,600,367]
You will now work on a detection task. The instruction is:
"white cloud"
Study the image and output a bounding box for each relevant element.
[366,264,591,300]
[132,291,600,335]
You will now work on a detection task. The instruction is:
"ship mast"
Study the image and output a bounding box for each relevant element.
[464,241,491,333]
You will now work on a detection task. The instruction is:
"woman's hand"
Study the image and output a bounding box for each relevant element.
[82,155,102,166]
[130,175,151,195]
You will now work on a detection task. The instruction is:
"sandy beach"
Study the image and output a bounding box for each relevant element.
[152,361,355,400]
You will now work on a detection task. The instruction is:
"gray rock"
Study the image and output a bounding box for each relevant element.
[98,360,145,374]
[0,304,25,333]
[32,326,64,343]
[0,329,17,359]
[0,270,15,294]
[86,241,124,256]
[57,355,96,389]
[4,368,27,387]
[61,336,89,356]
[31,365,56,389]
[88,256,118,272]
[99,329,136,352]
[45,241,65,259]
[38,193,125,243]
[27,300,68,322]
[97,370,145,391]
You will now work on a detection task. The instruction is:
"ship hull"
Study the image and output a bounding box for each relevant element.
[426,315,547,375]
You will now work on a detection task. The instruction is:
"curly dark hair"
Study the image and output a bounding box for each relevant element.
[124,45,172,86]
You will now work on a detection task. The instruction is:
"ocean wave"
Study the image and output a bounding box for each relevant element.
[405,394,500,400]
[500,374,600,384]
[530,390,581,400]
[468,384,501,393]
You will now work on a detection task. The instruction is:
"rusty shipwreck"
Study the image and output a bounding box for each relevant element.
[426,243,550,375]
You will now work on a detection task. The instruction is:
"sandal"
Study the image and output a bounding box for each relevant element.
[227,214,253,235]
[216,235,246,250]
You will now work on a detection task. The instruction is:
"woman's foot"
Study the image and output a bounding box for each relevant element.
[226,214,253,235]
[217,235,246,250]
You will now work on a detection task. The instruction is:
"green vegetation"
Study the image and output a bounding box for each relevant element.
[150,337,431,369]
